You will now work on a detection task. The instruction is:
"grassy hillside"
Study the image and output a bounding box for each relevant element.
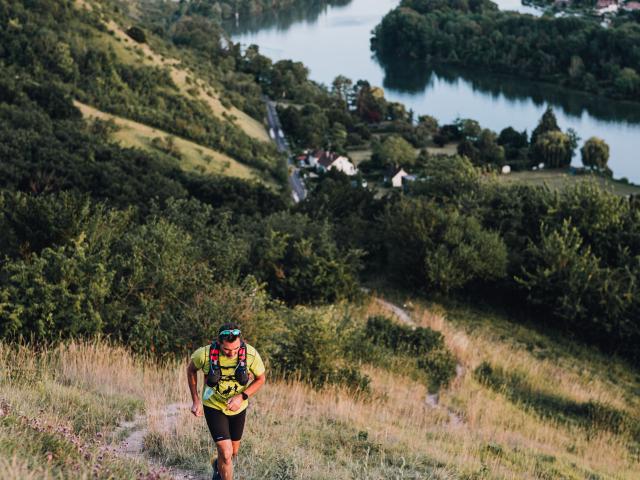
[76,101,260,182]
[2,298,638,479]
[1,0,285,186]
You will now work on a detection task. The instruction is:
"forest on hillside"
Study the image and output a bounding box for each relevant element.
[1,0,639,370]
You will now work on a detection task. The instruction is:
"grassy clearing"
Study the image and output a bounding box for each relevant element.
[3,296,637,479]
[490,170,640,196]
[426,143,459,156]
[76,101,260,181]
[347,149,371,166]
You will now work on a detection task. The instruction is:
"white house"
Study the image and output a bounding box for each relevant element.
[386,167,409,188]
[313,151,358,176]
[596,0,619,14]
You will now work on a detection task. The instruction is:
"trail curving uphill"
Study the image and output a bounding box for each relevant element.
[374,297,465,426]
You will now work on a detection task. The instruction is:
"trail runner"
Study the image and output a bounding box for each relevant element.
[187,323,266,480]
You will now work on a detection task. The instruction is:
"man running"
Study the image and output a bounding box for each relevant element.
[187,323,266,480]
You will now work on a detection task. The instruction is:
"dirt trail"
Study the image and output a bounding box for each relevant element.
[374,297,465,426]
[115,403,203,480]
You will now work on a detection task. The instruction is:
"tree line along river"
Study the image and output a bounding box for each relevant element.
[227,0,640,183]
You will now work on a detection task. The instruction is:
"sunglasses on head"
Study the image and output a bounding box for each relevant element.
[219,328,241,339]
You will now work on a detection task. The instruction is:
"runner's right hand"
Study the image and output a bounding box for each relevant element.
[190,400,203,417]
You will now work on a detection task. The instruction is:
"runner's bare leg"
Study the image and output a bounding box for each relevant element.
[216,440,233,480]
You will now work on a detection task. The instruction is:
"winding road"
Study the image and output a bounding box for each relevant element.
[264,97,307,202]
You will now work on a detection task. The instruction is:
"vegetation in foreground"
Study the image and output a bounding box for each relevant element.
[1,298,638,479]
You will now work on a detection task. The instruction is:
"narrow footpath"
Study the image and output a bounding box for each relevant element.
[374,297,465,426]
[115,403,201,480]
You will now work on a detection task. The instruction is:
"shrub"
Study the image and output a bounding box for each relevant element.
[271,309,371,392]
[417,347,457,393]
[364,316,456,392]
[365,316,443,354]
[126,26,147,44]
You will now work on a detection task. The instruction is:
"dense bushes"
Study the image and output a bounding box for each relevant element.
[363,316,457,392]
[380,198,508,293]
[299,167,640,365]
[247,211,362,304]
[365,315,443,354]
[271,308,371,392]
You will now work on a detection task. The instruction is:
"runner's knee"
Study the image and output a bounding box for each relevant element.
[217,442,233,464]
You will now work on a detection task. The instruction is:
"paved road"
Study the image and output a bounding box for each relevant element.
[264,97,306,202]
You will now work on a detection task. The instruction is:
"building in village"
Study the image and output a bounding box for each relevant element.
[385,166,410,188]
[595,0,619,14]
[308,150,357,176]
[623,1,640,11]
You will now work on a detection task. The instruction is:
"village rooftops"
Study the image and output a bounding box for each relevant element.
[318,151,341,168]
[596,0,617,8]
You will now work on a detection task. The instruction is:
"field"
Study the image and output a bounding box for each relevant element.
[1,298,638,479]
[490,170,640,196]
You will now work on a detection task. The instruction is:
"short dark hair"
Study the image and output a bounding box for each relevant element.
[218,322,242,342]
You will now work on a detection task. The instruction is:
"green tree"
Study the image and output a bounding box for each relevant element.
[531,107,561,146]
[411,155,480,201]
[250,212,362,305]
[331,75,353,105]
[531,131,573,168]
[614,67,640,96]
[581,137,610,172]
[498,127,529,161]
[381,198,507,292]
[372,135,416,167]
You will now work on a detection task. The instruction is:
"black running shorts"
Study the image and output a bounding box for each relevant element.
[203,405,246,442]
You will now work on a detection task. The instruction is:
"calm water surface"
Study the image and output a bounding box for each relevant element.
[229,0,640,182]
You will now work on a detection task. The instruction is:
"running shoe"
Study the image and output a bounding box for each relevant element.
[212,458,221,480]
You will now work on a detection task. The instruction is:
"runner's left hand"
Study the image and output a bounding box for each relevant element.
[227,395,243,411]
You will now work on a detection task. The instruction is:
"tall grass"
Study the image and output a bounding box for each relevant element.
[1,299,639,479]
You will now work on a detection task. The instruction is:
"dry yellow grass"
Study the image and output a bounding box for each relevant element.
[1,299,638,479]
[139,301,638,479]
[75,101,258,181]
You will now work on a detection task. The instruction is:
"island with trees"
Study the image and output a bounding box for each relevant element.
[371,0,640,101]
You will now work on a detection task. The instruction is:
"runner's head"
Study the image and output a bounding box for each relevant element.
[218,322,242,357]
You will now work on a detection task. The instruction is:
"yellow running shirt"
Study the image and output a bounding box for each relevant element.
[190,343,265,415]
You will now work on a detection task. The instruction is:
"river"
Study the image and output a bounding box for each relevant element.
[227,0,640,182]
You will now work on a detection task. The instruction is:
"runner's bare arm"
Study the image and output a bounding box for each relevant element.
[187,360,203,417]
[244,372,266,398]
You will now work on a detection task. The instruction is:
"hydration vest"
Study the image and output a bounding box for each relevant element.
[206,341,249,388]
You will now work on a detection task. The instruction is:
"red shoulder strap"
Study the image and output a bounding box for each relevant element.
[238,342,246,366]
[209,341,219,368]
